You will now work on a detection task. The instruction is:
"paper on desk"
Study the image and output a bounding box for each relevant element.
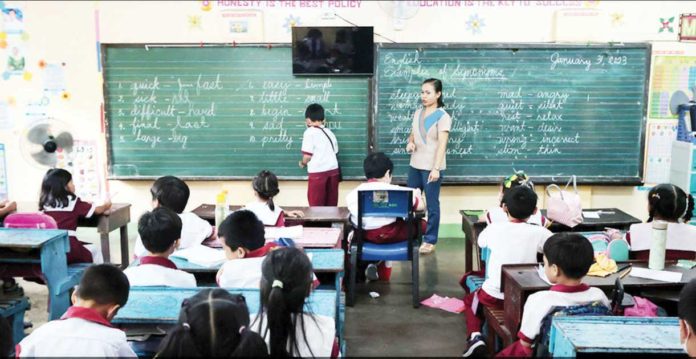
[629,267,683,283]
[537,264,553,285]
[420,294,466,313]
[172,245,226,268]
[582,211,600,219]
[264,225,303,239]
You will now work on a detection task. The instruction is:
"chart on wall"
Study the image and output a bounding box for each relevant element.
[644,121,677,184]
[649,56,696,120]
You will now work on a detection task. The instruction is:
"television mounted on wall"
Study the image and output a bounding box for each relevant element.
[291,26,374,76]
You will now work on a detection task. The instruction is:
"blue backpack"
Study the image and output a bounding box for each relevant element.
[533,301,612,357]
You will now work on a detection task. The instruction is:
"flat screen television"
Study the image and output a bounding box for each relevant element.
[291,26,374,75]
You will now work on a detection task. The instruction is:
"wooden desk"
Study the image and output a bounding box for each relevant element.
[193,204,350,230]
[78,203,131,266]
[0,229,71,320]
[549,316,684,357]
[501,262,695,334]
[459,208,642,273]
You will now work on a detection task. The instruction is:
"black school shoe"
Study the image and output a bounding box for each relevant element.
[462,333,488,357]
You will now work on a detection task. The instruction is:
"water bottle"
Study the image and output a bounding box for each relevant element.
[215,190,228,229]
[648,220,668,270]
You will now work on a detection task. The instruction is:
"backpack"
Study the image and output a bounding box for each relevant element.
[533,301,612,357]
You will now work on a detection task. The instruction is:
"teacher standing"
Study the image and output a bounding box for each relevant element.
[406,78,451,255]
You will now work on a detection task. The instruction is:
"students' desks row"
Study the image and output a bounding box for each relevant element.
[501,261,696,333]
[193,204,351,229]
[459,208,642,273]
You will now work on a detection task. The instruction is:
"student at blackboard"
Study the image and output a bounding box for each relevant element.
[244,170,304,227]
[625,183,696,260]
[482,171,547,227]
[405,78,451,255]
[299,103,340,207]
[41,168,110,264]
[133,176,214,258]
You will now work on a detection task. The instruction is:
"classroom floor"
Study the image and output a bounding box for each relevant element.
[18,225,469,356]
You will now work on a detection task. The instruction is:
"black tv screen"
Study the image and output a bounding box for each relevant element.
[292,26,374,75]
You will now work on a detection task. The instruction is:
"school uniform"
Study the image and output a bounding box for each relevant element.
[216,242,278,288]
[484,206,547,227]
[133,211,213,258]
[244,201,285,226]
[498,284,609,357]
[346,181,426,244]
[463,221,552,337]
[123,256,197,288]
[626,222,696,260]
[301,125,339,206]
[252,312,336,358]
[43,196,102,264]
[16,306,137,357]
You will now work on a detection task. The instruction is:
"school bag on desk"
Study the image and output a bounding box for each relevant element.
[545,176,583,228]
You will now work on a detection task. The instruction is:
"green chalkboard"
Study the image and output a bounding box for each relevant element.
[103,45,369,179]
[374,44,650,184]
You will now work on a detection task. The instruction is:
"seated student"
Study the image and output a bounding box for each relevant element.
[17,264,136,357]
[626,183,696,260]
[216,210,277,288]
[679,278,696,356]
[463,185,553,357]
[0,316,11,357]
[252,247,336,358]
[244,170,304,227]
[497,233,610,357]
[124,207,196,288]
[481,170,547,226]
[157,288,269,357]
[346,152,425,281]
[134,175,214,258]
[41,168,110,264]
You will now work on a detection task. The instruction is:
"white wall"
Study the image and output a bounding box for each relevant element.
[1,1,695,226]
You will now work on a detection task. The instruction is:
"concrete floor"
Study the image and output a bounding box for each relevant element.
[16,224,469,356]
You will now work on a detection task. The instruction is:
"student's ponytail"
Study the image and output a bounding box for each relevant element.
[253,170,280,212]
[231,327,269,357]
[156,321,202,357]
[266,282,291,357]
[684,194,694,222]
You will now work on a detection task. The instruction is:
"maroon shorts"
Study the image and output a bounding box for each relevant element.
[365,219,428,244]
[307,168,340,206]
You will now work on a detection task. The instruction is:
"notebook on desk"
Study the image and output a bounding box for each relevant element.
[172,245,226,268]
[265,226,341,248]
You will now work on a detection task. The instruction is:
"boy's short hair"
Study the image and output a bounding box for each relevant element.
[150,176,190,213]
[305,103,325,122]
[679,279,696,330]
[218,210,265,251]
[75,264,130,307]
[502,185,537,220]
[138,207,182,254]
[543,233,593,280]
[363,152,393,179]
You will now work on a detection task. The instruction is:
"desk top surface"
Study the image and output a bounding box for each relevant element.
[551,316,682,353]
[462,208,641,232]
[133,249,344,273]
[193,204,350,223]
[502,262,695,291]
[0,228,67,248]
[113,287,337,324]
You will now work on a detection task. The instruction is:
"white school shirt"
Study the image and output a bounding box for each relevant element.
[17,306,137,358]
[484,206,547,227]
[346,181,420,230]
[244,201,284,226]
[216,257,265,288]
[626,222,696,251]
[134,211,213,258]
[123,256,197,288]
[252,312,335,358]
[519,284,609,341]
[301,125,339,173]
[478,222,553,299]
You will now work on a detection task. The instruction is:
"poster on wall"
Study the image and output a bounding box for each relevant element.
[0,143,8,202]
[217,9,264,41]
[0,7,28,80]
[56,140,102,202]
[644,121,678,184]
[649,56,696,120]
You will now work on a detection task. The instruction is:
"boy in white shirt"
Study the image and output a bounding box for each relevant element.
[497,233,609,357]
[17,264,136,357]
[299,103,340,206]
[482,171,547,227]
[679,279,696,356]
[124,208,197,288]
[463,185,552,357]
[346,152,425,281]
[134,176,214,258]
[217,210,278,288]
